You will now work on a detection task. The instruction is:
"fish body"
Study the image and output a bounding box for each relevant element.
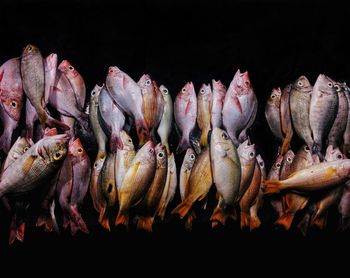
[211,80,226,129]
[179,148,196,201]
[197,83,213,147]
[265,88,283,141]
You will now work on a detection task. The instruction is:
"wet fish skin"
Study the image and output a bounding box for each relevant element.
[2,136,33,171]
[280,150,295,180]
[309,74,338,158]
[0,102,19,154]
[138,74,157,132]
[211,80,226,129]
[265,88,283,141]
[179,148,196,201]
[157,85,173,154]
[290,75,313,150]
[152,81,165,141]
[280,84,294,155]
[267,155,284,218]
[44,53,57,106]
[174,82,197,153]
[197,83,213,147]
[90,157,106,213]
[342,84,350,155]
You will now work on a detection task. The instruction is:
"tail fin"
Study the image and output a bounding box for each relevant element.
[115,211,129,227]
[312,143,324,161]
[171,200,193,219]
[68,206,89,234]
[250,216,261,231]
[50,200,59,234]
[135,119,150,147]
[110,132,122,153]
[98,207,111,231]
[157,203,167,221]
[77,113,90,131]
[136,216,154,232]
[262,180,282,194]
[275,213,295,230]
[210,206,234,227]
[36,215,54,232]
[185,211,196,231]
[44,112,70,131]
[297,212,311,236]
[311,213,327,230]
[240,212,251,230]
[176,135,191,154]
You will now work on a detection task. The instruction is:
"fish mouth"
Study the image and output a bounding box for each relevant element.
[108,66,122,76]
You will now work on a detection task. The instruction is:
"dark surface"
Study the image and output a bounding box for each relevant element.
[0,0,349,268]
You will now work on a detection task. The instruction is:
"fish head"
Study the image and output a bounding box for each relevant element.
[69,138,87,162]
[184,148,196,170]
[155,143,167,168]
[58,60,78,79]
[44,128,58,137]
[212,127,234,149]
[272,155,283,172]
[293,75,312,92]
[93,157,105,171]
[45,53,58,72]
[282,150,295,170]
[325,145,344,162]
[268,87,281,108]
[238,139,256,163]
[10,136,33,160]
[282,84,292,94]
[106,66,130,90]
[120,131,135,151]
[159,85,170,98]
[178,81,195,101]
[232,69,252,96]
[139,140,156,164]
[296,145,314,167]
[256,154,265,171]
[212,80,226,95]
[314,74,337,95]
[90,84,103,103]
[21,44,40,58]
[44,134,69,163]
[138,74,153,90]
[1,95,23,121]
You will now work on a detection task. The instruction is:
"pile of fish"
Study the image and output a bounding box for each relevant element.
[2,44,350,245]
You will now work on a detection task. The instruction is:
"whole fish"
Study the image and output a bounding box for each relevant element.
[0,57,24,121]
[309,74,338,158]
[265,88,283,141]
[157,152,177,220]
[267,155,284,218]
[240,160,261,229]
[238,93,258,143]
[44,53,57,105]
[222,69,256,146]
[115,131,135,190]
[152,81,165,141]
[174,82,197,153]
[138,74,157,133]
[237,140,256,199]
[263,159,350,193]
[116,141,156,226]
[20,44,69,130]
[280,84,294,155]
[197,83,213,147]
[25,97,39,140]
[172,148,212,219]
[179,148,196,201]
[249,154,266,230]
[98,86,125,152]
[157,85,173,154]
[0,102,19,153]
[137,144,168,231]
[98,152,117,231]
[328,83,348,148]
[210,80,226,129]
[338,182,350,230]
[58,60,86,111]
[69,138,90,235]
[89,84,107,160]
[0,134,68,198]
[290,75,313,150]
[90,157,106,213]
[342,84,350,155]
[210,128,241,226]
[105,66,149,145]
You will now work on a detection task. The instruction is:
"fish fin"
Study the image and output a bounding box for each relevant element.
[232,96,243,114]
[77,113,89,131]
[262,180,281,194]
[200,129,209,147]
[171,200,192,219]
[115,212,129,227]
[250,216,261,231]
[16,223,25,242]
[136,216,154,232]
[68,206,89,234]
[311,213,327,229]
[98,207,111,231]
[109,132,121,153]
[297,213,311,236]
[312,143,324,161]
[275,213,295,230]
[9,217,17,245]
[46,114,70,131]
[185,211,196,231]
[22,155,37,176]
[157,203,167,221]
[280,129,293,156]
[36,215,54,232]
[50,200,60,234]
[176,135,191,154]
[240,212,251,230]
[210,206,232,227]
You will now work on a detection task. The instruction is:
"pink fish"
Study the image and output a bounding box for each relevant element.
[211,80,226,129]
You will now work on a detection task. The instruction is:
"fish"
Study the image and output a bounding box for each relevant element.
[49,71,89,131]
[89,84,108,160]
[222,69,256,146]
[342,84,350,155]
[197,83,213,147]
[115,131,135,190]
[210,80,226,129]
[157,152,177,220]
[237,139,256,199]
[137,144,168,231]
[240,159,261,229]
[280,150,295,180]
[0,57,24,121]
[106,66,149,146]
[172,148,212,220]
[249,154,266,230]
[276,145,314,230]
[69,138,90,235]
[98,152,117,231]
[25,97,39,141]
[2,136,33,172]
[328,83,348,148]
[265,88,283,141]
[90,157,106,213]
[0,102,19,154]
[309,74,339,158]
[267,155,284,218]
[0,134,68,198]
[152,81,165,141]
[179,148,196,201]
[280,84,294,155]
[263,159,350,194]
[44,53,57,105]
[210,128,241,226]
[174,82,197,153]
[58,60,86,111]
[338,182,350,230]
[98,86,125,152]
[157,85,173,154]
[20,44,69,131]
[116,140,156,226]
[60,115,76,140]
[290,75,313,150]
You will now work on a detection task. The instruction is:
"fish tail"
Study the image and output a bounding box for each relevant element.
[50,200,60,234]
[36,214,54,232]
[338,217,350,231]
[115,211,130,227]
[176,135,191,154]
[311,213,327,230]
[8,217,17,245]
[185,211,196,231]
[210,206,231,227]
[46,113,70,131]
[98,207,111,231]
[171,200,193,219]
[10,223,26,244]
[200,129,209,147]
[157,204,167,221]
[297,213,311,236]
[136,118,150,147]
[240,212,251,230]
[275,213,295,230]
[262,180,282,194]
[68,206,89,234]
[109,133,120,153]
[312,142,324,161]
[250,216,261,231]
[136,216,154,232]
[77,113,89,131]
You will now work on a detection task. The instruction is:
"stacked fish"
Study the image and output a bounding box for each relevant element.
[264,75,350,234]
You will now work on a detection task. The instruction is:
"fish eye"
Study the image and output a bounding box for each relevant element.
[271,94,276,99]
[182,87,187,93]
[145,79,152,86]
[334,84,341,92]
[69,66,74,71]
[189,154,195,160]
[327,82,333,88]
[91,90,96,96]
[94,161,98,168]
[222,85,226,90]
[109,68,113,73]
[276,162,281,168]
[149,148,154,154]
[244,80,250,86]
[297,81,303,87]
[287,157,292,163]
[304,146,310,151]
[337,154,343,159]
[158,151,164,158]
[54,152,62,160]
[23,147,29,152]
[10,101,17,108]
[28,46,32,52]
[77,148,83,153]
[259,161,264,167]
[200,89,205,94]
[221,132,229,140]
[162,88,168,94]
[128,138,132,143]
[249,151,255,158]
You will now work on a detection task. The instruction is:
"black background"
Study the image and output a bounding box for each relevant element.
[0,0,349,272]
